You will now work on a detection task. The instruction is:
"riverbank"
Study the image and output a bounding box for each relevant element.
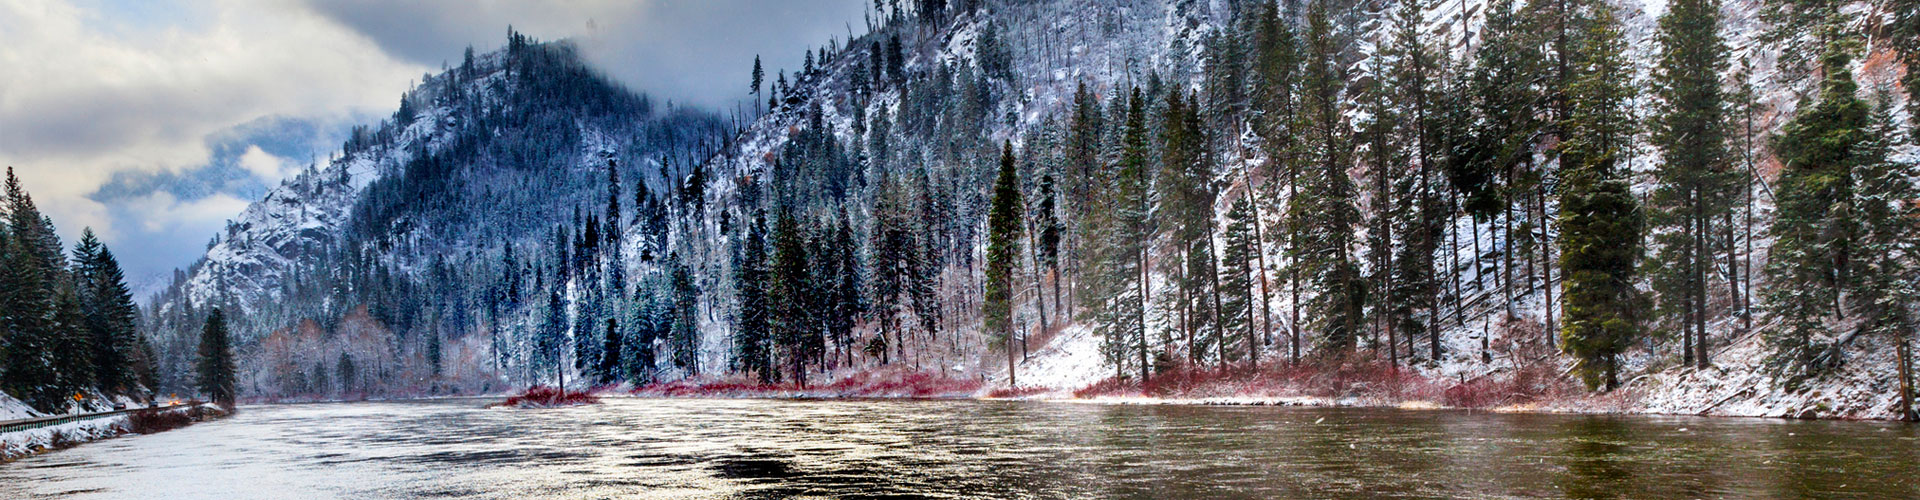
[0,404,227,462]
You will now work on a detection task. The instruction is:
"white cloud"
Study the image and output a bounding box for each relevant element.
[121,191,252,233]
[0,0,426,249]
[237,145,293,183]
[303,0,868,109]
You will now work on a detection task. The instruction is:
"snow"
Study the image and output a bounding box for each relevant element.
[0,394,39,422]
[1005,324,1107,393]
[0,415,130,462]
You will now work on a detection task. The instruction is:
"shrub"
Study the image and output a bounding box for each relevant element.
[490,386,601,408]
[126,409,195,434]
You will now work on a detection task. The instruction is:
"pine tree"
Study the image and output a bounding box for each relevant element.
[1386,0,1446,367]
[1220,197,1261,368]
[986,141,1024,387]
[1767,31,1870,374]
[1082,88,1155,382]
[73,229,142,396]
[1852,97,1919,420]
[196,308,237,408]
[825,208,863,369]
[1298,2,1364,355]
[1557,5,1646,391]
[1649,0,1736,368]
[1158,91,1214,364]
[2,168,62,412]
[1463,0,1546,339]
[598,318,622,385]
[669,255,701,378]
[1035,169,1063,321]
[539,281,567,387]
[51,285,94,405]
[1360,54,1402,363]
[768,209,811,385]
[734,208,774,383]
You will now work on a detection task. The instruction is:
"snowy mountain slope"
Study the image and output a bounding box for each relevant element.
[681,0,1914,420]
[140,37,731,397]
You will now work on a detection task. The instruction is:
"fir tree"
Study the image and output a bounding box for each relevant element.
[986,141,1024,387]
[51,285,93,405]
[1,168,62,412]
[734,208,774,383]
[1852,97,1919,420]
[669,255,701,377]
[1386,0,1446,366]
[1766,32,1870,374]
[1220,197,1261,368]
[768,209,812,385]
[1298,2,1365,355]
[196,308,237,408]
[1557,5,1645,391]
[1649,0,1736,368]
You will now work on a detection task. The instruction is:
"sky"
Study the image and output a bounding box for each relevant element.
[0,0,866,294]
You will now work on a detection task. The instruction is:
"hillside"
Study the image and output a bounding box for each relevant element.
[121,0,1918,420]
[137,32,730,400]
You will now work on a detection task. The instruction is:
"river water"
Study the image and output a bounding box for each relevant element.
[2,398,1914,499]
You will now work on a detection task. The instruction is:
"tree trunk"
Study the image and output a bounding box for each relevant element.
[1007,327,1018,389]
[1139,245,1153,383]
[1696,195,1710,368]
[1538,181,1554,349]
[1208,230,1227,369]
[1900,333,1914,421]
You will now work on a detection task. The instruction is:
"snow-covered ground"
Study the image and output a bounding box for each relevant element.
[1,415,131,462]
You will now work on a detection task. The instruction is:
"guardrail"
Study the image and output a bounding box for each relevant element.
[0,403,197,434]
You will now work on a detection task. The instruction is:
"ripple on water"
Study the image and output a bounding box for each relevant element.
[0,398,1914,499]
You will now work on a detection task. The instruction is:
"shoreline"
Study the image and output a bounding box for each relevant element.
[0,404,224,463]
[231,384,1914,424]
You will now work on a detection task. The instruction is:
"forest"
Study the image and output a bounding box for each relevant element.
[0,0,1899,421]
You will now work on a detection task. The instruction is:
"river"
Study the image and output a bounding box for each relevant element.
[1,398,1914,499]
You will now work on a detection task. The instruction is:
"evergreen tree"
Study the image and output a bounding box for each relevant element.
[1766,32,1870,374]
[84,236,147,396]
[734,208,774,383]
[1386,0,1446,367]
[768,209,811,385]
[1464,0,1546,339]
[1298,3,1365,355]
[196,308,237,408]
[51,285,93,404]
[986,141,1024,387]
[1649,0,1736,368]
[1112,88,1155,381]
[1852,97,1919,420]
[669,255,701,377]
[1220,197,1261,367]
[598,318,622,385]
[1557,5,1646,391]
[825,207,864,369]
[1,168,62,412]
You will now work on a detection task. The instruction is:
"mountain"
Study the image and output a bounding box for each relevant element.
[140,32,729,398]
[139,0,1917,420]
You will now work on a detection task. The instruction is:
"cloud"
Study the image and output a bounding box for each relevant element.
[1,0,866,282]
[238,146,293,183]
[303,0,870,109]
[0,0,424,275]
[121,191,252,234]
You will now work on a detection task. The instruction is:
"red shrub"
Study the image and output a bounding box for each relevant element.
[1439,364,1570,409]
[984,386,1050,398]
[490,386,601,408]
[126,408,194,434]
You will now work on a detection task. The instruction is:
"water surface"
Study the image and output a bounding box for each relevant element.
[2,398,1914,499]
